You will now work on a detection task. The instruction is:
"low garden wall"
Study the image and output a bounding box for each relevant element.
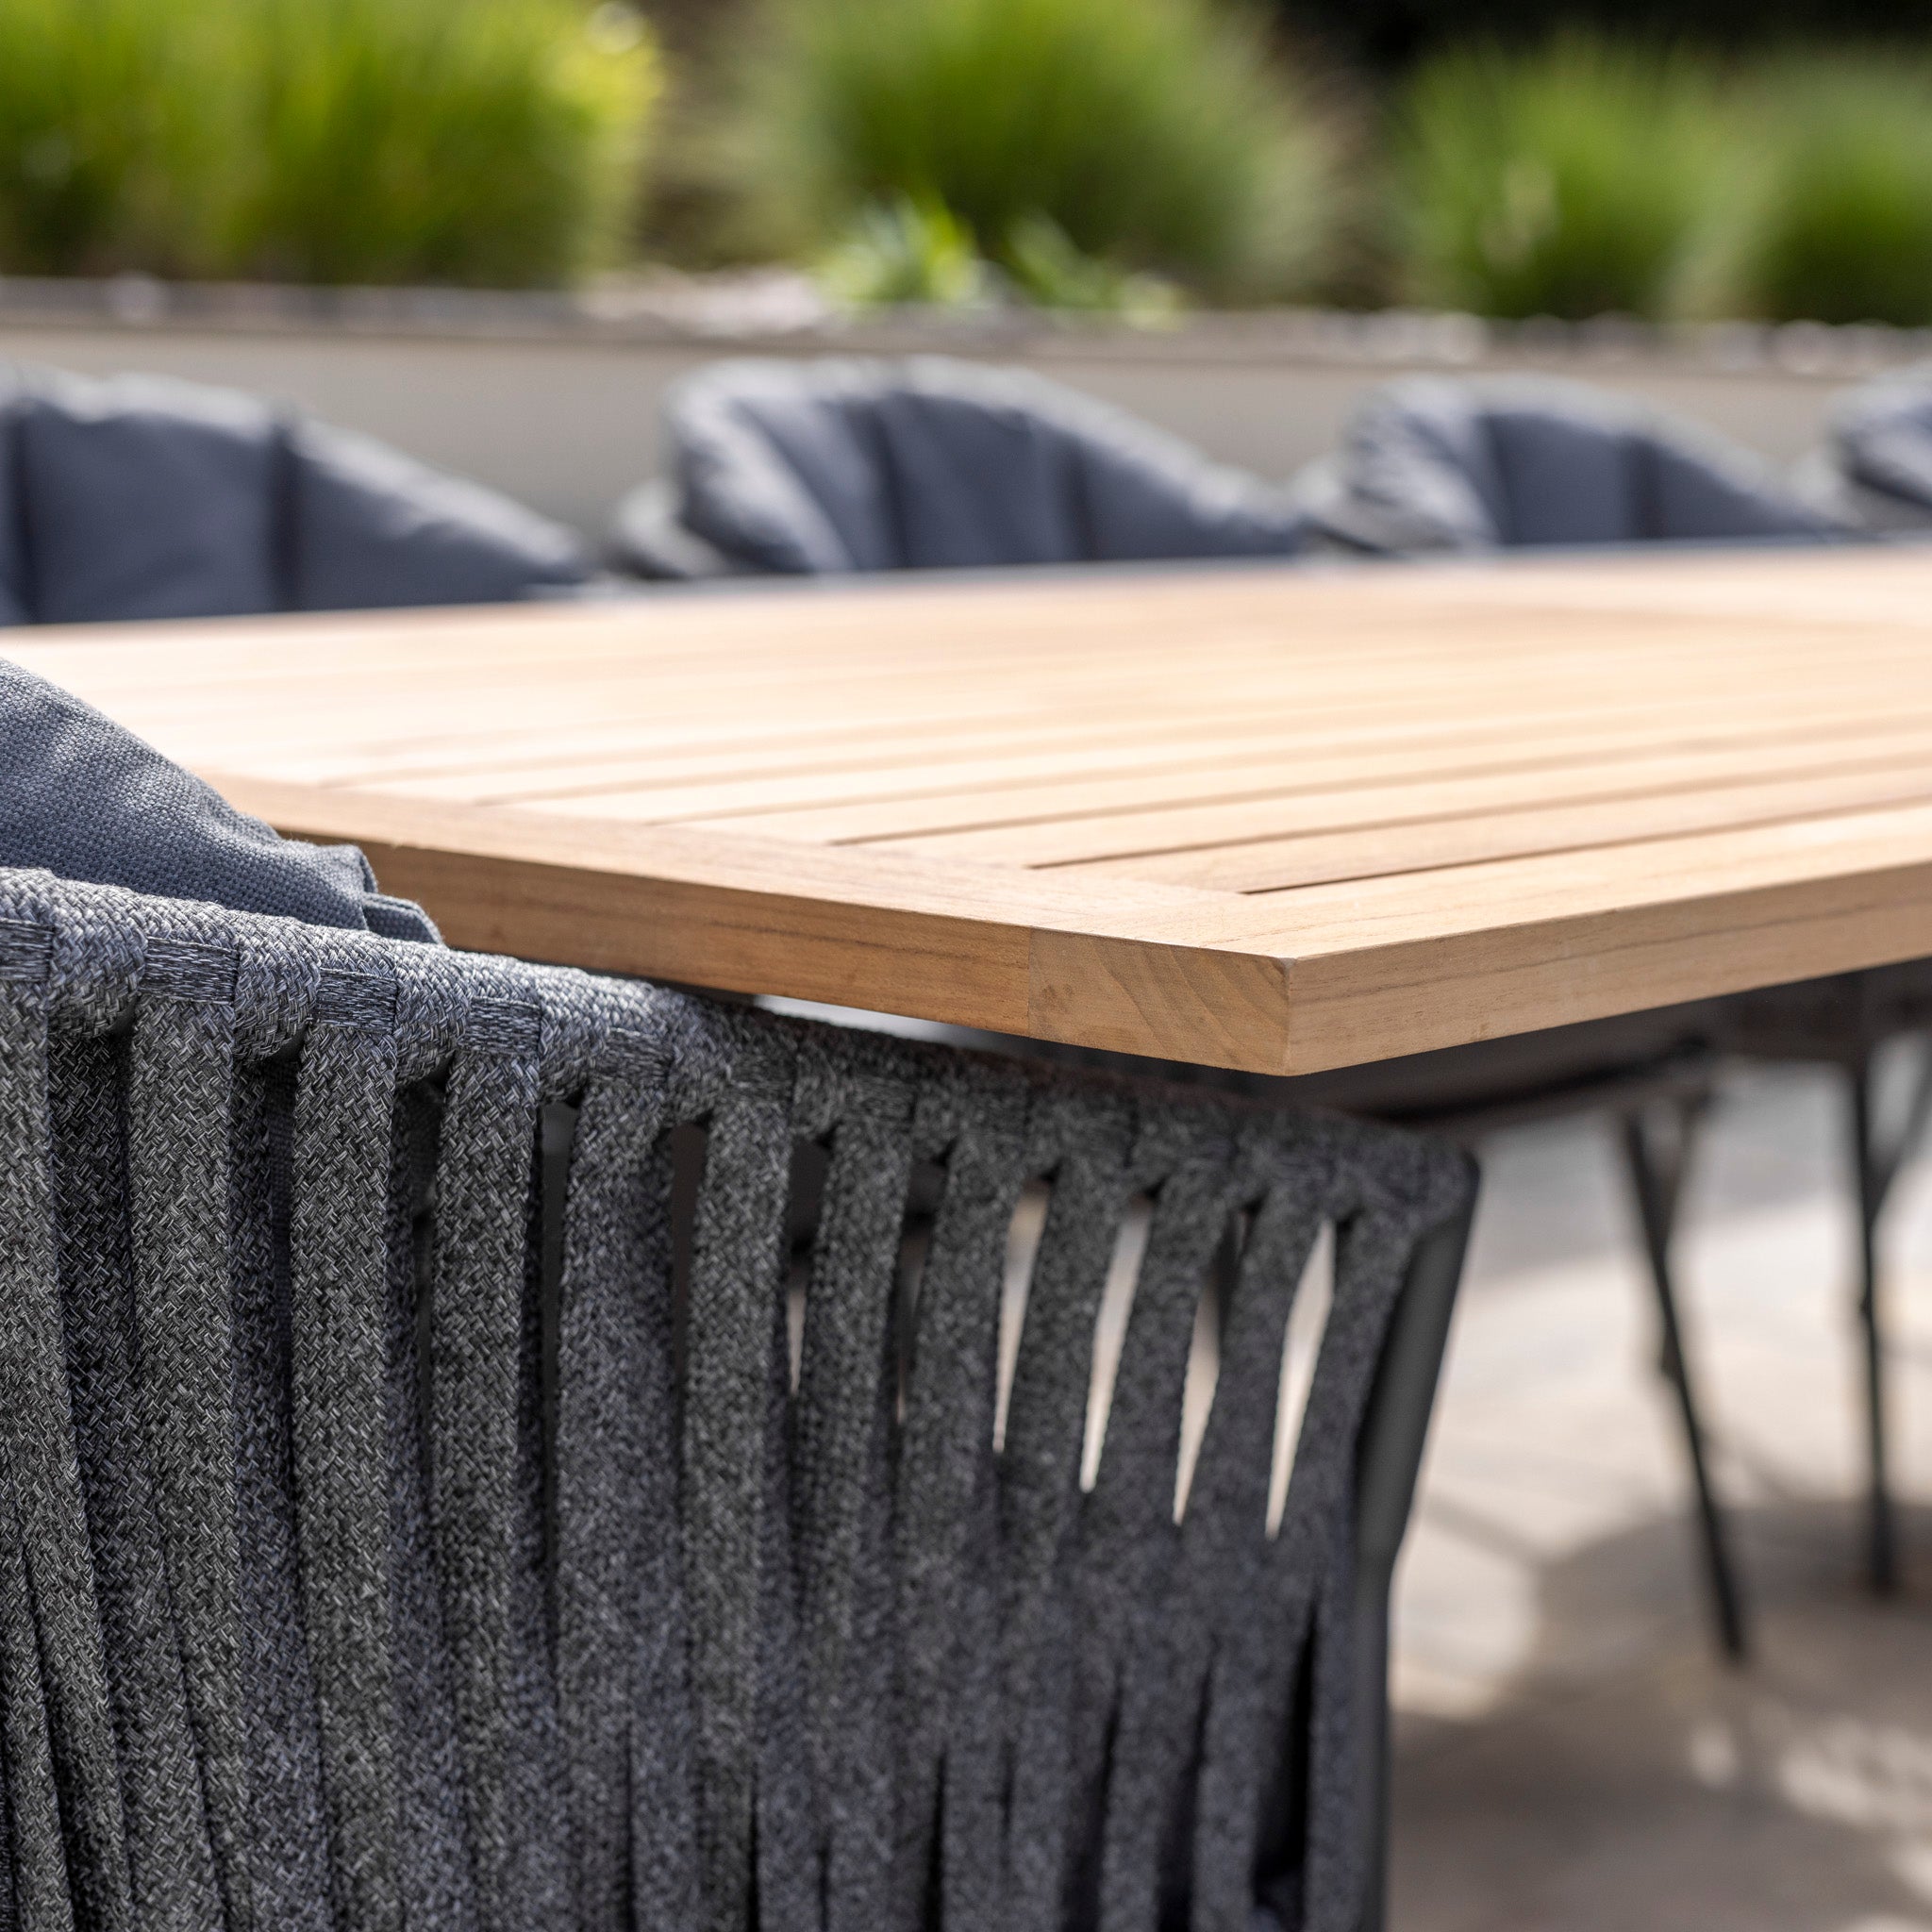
[3,277,1925,541]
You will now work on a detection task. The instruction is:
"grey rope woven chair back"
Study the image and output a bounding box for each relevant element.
[0,868,1469,1932]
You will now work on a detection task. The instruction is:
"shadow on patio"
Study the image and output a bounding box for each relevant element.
[1391,1065,1932,1930]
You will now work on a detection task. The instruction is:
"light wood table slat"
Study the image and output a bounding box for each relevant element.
[18,548,1932,1075]
[676,723,1932,853]
[414,691,1932,823]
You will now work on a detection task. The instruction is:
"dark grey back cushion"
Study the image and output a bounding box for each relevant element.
[1819,372,1932,526]
[0,655,436,939]
[641,356,1309,575]
[0,363,588,625]
[1301,376,1844,554]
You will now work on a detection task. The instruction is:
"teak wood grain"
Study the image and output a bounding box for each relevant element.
[18,547,1932,1074]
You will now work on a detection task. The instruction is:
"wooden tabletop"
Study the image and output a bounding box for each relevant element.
[16,547,1932,1075]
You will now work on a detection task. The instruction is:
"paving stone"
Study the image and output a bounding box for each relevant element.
[1391,1063,1932,1929]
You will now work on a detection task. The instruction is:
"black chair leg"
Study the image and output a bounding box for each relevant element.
[1849,1056,1899,1595]
[1354,1186,1479,1932]
[1621,1104,1750,1664]
[1840,1033,1932,1594]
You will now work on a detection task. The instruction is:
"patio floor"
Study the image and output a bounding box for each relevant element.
[1391,1055,1932,1931]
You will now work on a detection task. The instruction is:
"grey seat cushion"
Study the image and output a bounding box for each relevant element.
[1299,376,1846,554]
[0,655,436,939]
[0,363,589,624]
[620,356,1310,576]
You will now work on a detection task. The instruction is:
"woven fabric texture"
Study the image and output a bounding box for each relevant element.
[0,868,1468,1932]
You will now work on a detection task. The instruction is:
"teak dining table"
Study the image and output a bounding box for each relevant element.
[18,544,1932,1077]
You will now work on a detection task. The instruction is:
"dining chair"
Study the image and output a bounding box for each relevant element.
[608,355,1310,578]
[1294,375,1845,554]
[0,865,1473,1932]
[1718,968,1932,1594]
[0,361,589,624]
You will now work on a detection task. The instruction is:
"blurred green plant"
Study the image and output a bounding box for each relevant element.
[724,0,1335,300]
[0,0,223,275]
[814,194,1184,317]
[1710,58,1932,326]
[0,0,658,286]
[217,0,659,286]
[1002,213,1182,317]
[816,194,990,307]
[1393,37,1719,320]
